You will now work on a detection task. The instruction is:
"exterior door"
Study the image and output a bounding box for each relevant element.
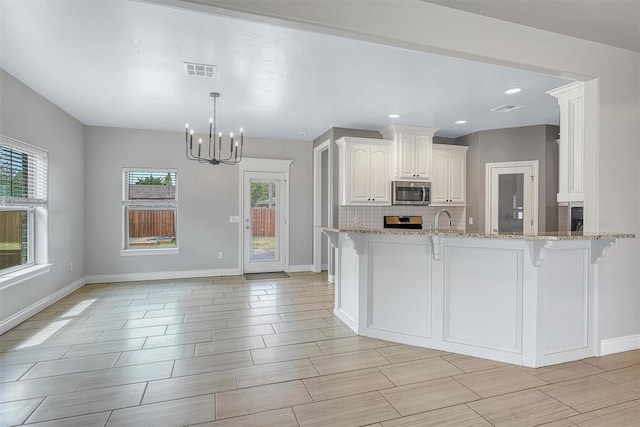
[486,161,538,234]
[243,172,286,273]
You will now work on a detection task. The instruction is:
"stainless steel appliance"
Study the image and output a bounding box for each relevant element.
[392,181,430,205]
[384,215,423,229]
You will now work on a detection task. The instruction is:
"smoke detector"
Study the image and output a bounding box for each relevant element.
[184,62,217,78]
[490,104,523,113]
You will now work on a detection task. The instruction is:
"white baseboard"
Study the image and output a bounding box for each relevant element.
[0,277,86,335]
[321,263,329,271]
[285,264,313,273]
[85,268,242,284]
[328,274,335,283]
[600,334,640,356]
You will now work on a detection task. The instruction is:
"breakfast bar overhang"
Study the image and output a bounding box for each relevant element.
[322,228,634,368]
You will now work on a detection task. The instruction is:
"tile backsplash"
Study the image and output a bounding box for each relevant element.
[339,205,466,231]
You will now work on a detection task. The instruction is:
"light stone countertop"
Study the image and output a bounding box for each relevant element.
[320,227,635,241]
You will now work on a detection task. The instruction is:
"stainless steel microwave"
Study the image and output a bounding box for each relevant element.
[392,181,431,205]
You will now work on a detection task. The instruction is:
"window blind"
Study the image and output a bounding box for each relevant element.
[123,169,177,202]
[0,135,48,205]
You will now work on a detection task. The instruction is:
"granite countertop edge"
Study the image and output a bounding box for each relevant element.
[320,227,635,241]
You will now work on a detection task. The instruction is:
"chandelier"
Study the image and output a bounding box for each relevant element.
[185,92,243,165]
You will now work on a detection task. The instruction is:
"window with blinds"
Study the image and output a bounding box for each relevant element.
[0,134,48,274]
[122,168,178,252]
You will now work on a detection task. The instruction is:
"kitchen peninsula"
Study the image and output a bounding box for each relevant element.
[322,227,634,367]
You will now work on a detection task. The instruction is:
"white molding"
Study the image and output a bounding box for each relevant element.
[285,264,312,273]
[0,277,86,335]
[85,268,242,284]
[119,248,180,257]
[239,157,292,173]
[600,334,640,356]
[0,264,51,291]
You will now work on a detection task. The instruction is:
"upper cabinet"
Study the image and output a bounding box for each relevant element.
[546,81,585,203]
[336,137,392,205]
[381,125,438,181]
[430,144,468,206]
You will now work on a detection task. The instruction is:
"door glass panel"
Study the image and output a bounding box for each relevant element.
[250,179,278,261]
[498,173,524,233]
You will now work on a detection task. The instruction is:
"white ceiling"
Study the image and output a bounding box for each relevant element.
[0,0,573,141]
[425,0,640,53]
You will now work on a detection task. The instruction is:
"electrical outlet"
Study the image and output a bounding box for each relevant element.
[230,216,239,223]
[217,252,224,259]
[468,217,474,225]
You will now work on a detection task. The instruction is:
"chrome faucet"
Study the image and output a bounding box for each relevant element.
[434,209,453,231]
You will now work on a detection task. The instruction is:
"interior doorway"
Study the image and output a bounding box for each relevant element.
[240,159,291,273]
[313,140,332,275]
[486,161,539,234]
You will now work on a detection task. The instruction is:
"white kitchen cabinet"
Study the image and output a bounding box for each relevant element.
[381,125,438,181]
[336,137,392,205]
[546,81,585,203]
[431,144,468,206]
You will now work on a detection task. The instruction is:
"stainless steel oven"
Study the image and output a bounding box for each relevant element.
[392,181,430,205]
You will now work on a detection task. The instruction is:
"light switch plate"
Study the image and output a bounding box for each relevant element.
[230,216,239,223]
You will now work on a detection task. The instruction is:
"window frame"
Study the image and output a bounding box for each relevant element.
[0,134,50,289]
[120,167,179,256]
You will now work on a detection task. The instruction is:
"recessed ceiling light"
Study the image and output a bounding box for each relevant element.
[454,120,467,125]
[504,87,522,95]
[298,132,307,136]
[388,114,400,119]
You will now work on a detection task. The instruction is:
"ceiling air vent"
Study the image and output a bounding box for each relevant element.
[490,104,523,113]
[184,62,217,78]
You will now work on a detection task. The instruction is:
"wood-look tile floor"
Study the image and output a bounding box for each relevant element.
[2,272,640,426]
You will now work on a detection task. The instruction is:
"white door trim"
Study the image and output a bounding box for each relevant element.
[239,158,292,273]
[485,160,539,234]
[313,140,331,273]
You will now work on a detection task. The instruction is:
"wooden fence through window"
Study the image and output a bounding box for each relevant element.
[252,207,275,237]
[128,210,176,238]
[126,208,275,238]
[0,211,22,244]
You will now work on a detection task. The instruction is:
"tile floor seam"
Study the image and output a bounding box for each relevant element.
[538,378,598,414]
[20,396,46,425]
[376,388,404,422]
[462,402,496,426]
[595,371,640,395]
[448,374,484,403]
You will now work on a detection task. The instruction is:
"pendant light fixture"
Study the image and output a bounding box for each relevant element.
[185,92,243,165]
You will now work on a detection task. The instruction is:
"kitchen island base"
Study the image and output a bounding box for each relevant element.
[324,230,627,368]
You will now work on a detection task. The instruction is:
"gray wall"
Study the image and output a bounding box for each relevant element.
[84,127,312,276]
[460,125,559,232]
[0,69,86,325]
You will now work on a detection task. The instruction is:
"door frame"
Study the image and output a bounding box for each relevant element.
[485,160,539,234]
[313,139,332,273]
[239,158,292,273]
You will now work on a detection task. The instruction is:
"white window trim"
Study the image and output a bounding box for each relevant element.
[0,263,52,291]
[121,168,179,256]
[119,247,180,257]
[0,134,49,281]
